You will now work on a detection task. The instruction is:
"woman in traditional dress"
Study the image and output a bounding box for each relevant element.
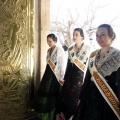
[33,33,66,120]
[73,24,120,120]
[56,28,91,120]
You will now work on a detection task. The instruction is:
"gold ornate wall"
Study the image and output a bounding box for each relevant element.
[0,0,34,119]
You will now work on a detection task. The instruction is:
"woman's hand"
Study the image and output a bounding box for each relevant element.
[56,112,65,120]
[59,80,65,86]
[77,99,81,105]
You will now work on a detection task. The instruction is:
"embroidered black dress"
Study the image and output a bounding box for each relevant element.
[73,48,120,120]
[32,46,66,120]
[56,44,91,119]
[34,64,60,113]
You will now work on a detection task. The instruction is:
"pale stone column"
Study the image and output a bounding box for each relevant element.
[34,0,50,91]
[40,0,50,78]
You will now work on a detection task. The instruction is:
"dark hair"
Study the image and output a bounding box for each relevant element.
[47,33,57,42]
[98,24,116,40]
[74,28,84,39]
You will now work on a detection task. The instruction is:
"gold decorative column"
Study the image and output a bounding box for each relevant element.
[0,0,34,119]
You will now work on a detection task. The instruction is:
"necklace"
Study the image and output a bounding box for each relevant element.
[99,47,112,59]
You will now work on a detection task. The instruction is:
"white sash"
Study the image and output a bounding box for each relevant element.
[68,46,86,72]
[47,58,63,86]
[89,51,120,119]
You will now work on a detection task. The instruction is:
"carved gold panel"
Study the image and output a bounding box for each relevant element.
[0,0,34,119]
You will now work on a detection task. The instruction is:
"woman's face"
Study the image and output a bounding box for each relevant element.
[73,30,83,43]
[47,37,56,48]
[96,27,112,47]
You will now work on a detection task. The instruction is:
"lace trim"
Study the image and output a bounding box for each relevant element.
[95,48,120,77]
[68,43,91,64]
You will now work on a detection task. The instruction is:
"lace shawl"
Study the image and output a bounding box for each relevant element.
[68,43,91,64]
[94,47,120,77]
[46,46,67,80]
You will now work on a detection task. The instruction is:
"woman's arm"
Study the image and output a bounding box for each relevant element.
[57,47,67,83]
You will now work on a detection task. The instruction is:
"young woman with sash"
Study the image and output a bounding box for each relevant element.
[33,34,66,120]
[56,28,91,120]
[73,24,120,120]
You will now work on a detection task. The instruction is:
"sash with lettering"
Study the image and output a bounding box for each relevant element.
[47,48,63,86]
[68,45,86,72]
[89,50,120,119]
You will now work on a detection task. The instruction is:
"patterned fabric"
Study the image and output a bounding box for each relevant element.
[47,46,66,80]
[32,46,66,120]
[89,49,120,119]
[73,47,120,120]
[56,43,91,119]
[68,43,91,64]
[94,47,120,77]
